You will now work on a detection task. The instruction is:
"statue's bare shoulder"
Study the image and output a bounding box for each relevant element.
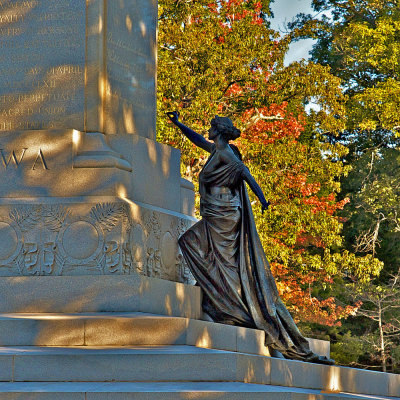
[217,146,242,164]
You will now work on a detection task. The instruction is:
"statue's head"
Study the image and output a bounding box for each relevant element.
[209,115,241,141]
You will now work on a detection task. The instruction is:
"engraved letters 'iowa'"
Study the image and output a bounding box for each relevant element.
[0,148,48,170]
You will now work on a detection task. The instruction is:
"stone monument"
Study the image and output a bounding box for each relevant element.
[0,0,196,282]
[0,3,399,399]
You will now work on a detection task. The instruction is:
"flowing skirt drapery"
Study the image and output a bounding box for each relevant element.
[179,174,318,361]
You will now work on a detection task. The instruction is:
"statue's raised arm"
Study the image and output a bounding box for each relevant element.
[166,111,214,153]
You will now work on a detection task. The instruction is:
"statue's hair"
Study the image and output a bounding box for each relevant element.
[211,115,241,141]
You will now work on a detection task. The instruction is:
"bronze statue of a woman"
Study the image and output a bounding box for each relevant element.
[167,111,334,365]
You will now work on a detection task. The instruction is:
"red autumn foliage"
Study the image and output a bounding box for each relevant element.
[241,104,305,144]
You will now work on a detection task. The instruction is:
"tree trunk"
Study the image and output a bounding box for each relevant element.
[378,302,386,372]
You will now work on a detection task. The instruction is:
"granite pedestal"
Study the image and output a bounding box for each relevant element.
[0,0,196,283]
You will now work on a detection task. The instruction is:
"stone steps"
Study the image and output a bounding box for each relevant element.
[0,345,244,383]
[0,382,395,400]
[0,312,329,358]
[0,277,397,400]
[0,345,398,399]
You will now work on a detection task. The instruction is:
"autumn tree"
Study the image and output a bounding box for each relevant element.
[157,0,381,328]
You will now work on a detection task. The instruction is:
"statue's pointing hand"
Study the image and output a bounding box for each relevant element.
[166,111,180,124]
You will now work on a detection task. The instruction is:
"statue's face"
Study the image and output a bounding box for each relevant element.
[208,125,219,140]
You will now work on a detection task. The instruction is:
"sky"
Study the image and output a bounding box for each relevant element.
[269,0,315,65]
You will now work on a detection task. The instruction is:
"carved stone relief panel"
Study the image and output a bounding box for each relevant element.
[0,201,195,284]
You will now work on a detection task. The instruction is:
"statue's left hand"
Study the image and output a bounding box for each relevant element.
[261,201,270,214]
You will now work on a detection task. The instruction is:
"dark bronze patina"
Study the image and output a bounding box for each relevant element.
[167,111,334,365]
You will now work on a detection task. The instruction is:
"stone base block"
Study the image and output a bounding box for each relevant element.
[0,276,201,318]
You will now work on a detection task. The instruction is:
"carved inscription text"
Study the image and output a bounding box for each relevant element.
[0,148,48,170]
[0,0,86,131]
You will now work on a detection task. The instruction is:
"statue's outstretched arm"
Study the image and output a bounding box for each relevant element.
[242,168,270,213]
[167,111,214,153]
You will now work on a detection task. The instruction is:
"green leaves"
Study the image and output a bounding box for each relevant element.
[298,0,400,132]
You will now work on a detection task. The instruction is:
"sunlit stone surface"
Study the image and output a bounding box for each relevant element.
[102,0,157,137]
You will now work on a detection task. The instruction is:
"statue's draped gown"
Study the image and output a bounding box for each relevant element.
[179,146,319,361]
